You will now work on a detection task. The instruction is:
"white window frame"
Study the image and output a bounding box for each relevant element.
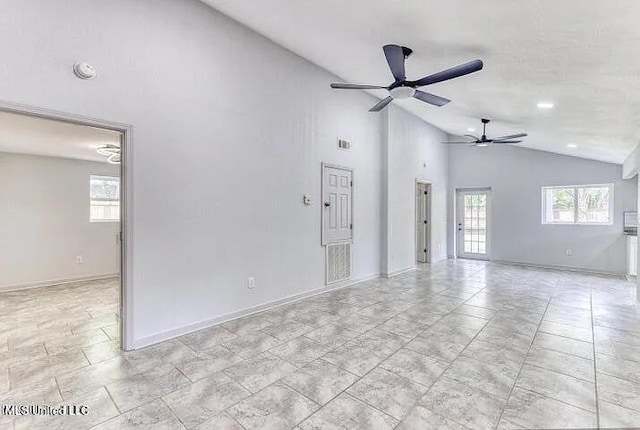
[90,175,120,223]
[541,183,614,226]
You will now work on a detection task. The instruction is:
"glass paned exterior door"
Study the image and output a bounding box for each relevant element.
[457,189,490,259]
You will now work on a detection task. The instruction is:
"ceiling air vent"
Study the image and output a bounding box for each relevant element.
[337,138,352,151]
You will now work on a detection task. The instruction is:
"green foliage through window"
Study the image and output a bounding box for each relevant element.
[543,185,611,225]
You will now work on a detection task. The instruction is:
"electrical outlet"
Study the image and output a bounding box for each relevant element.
[566,249,573,256]
[247,277,255,289]
[75,256,84,264]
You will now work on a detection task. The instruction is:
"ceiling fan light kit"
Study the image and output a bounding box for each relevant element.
[330,44,483,112]
[96,144,121,164]
[389,86,416,100]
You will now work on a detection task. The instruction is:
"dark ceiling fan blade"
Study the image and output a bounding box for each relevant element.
[492,133,528,141]
[493,140,522,144]
[369,96,394,112]
[383,45,407,81]
[411,59,484,87]
[330,83,386,90]
[441,141,474,144]
[413,90,450,107]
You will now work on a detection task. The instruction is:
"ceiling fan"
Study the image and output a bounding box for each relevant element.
[330,44,483,112]
[444,118,527,147]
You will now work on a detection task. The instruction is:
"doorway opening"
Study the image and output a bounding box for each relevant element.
[0,101,132,351]
[456,188,491,260]
[416,181,432,264]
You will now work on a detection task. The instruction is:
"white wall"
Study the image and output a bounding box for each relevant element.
[448,145,637,275]
[0,152,120,289]
[624,145,640,297]
[0,0,395,346]
[623,144,640,179]
[382,106,449,276]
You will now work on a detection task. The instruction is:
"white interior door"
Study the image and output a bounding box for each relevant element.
[457,189,490,260]
[416,183,430,263]
[322,165,353,244]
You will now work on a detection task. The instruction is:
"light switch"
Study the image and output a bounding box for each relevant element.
[303,194,312,206]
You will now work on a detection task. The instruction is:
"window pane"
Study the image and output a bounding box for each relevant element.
[90,201,120,221]
[90,175,120,222]
[578,186,610,223]
[545,187,575,223]
[464,241,472,253]
[90,177,119,200]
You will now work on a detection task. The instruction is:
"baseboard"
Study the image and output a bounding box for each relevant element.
[491,259,625,279]
[0,273,119,293]
[382,265,417,279]
[132,271,382,350]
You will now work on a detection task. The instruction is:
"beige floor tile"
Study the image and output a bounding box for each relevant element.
[92,399,184,430]
[347,368,427,420]
[163,372,250,428]
[282,359,359,405]
[106,365,190,412]
[298,393,398,430]
[1,263,637,428]
[227,382,319,429]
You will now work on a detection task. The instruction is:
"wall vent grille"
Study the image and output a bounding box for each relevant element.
[326,242,352,284]
[337,138,352,151]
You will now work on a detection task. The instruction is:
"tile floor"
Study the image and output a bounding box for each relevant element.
[1,261,639,429]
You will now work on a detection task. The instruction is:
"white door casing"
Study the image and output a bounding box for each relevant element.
[416,182,430,263]
[0,99,133,350]
[322,164,353,245]
[628,235,638,277]
[457,188,491,260]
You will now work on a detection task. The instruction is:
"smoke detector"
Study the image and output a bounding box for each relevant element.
[73,62,96,80]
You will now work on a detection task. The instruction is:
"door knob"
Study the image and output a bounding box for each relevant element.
[324,202,331,208]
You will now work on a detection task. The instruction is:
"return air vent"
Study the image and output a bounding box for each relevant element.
[326,242,352,284]
[337,138,352,151]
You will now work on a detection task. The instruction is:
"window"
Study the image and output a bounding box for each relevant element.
[90,175,120,222]
[542,184,613,225]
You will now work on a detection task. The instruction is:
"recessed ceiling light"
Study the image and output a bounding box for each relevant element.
[537,102,554,109]
[467,128,476,132]
[567,143,578,148]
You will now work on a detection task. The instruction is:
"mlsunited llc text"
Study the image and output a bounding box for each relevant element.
[1,404,88,416]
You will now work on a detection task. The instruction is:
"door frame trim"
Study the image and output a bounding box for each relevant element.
[321,162,354,246]
[456,187,492,261]
[415,179,432,264]
[0,99,135,350]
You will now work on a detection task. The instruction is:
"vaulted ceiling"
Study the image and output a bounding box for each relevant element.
[202,0,640,164]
